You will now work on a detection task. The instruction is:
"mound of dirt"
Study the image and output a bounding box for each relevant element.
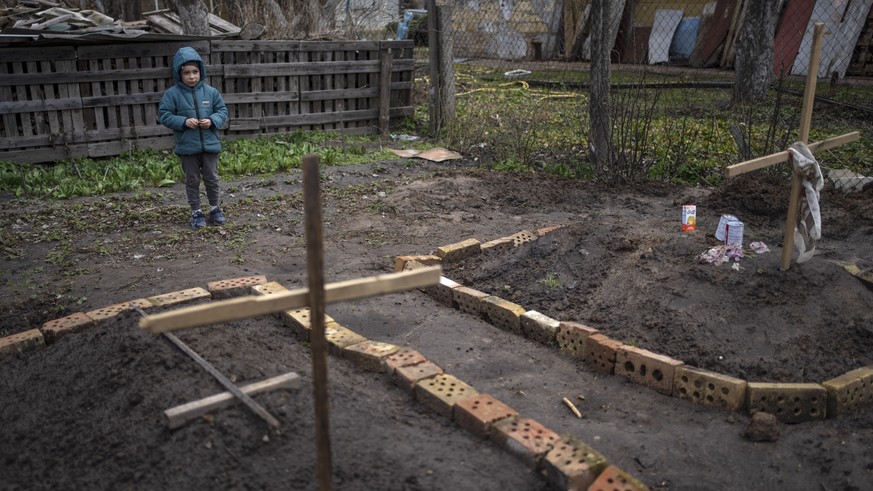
[2,161,872,490]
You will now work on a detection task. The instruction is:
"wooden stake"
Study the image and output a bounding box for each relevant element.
[164,372,301,429]
[303,154,333,491]
[781,22,824,271]
[724,132,859,177]
[163,331,280,428]
[138,266,441,334]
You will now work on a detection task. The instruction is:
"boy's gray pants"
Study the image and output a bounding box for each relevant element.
[180,153,220,211]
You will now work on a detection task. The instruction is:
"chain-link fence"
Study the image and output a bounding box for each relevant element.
[399,0,873,191]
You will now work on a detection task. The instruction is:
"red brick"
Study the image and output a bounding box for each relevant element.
[508,230,536,247]
[85,299,152,325]
[415,373,478,419]
[453,393,518,438]
[147,287,210,308]
[41,312,94,343]
[0,329,45,358]
[673,365,747,411]
[587,465,650,491]
[207,275,268,298]
[542,436,609,491]
[393,360,443,393]
[342,340,400,372]
[557,321,600,359]
[324,324,367,356]
[395,254,440,272]
[747,383,827,423]
[583,334,621,375]
[535,225,564,236]
[615,345,683,396]
[480,237,514,254]
[492,417,560,465]
[453,286,489,316]
[425,276,461,307]
[384,348,428,374]
[435,238,481,262]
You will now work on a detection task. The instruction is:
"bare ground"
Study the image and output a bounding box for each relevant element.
[1,158,872,491]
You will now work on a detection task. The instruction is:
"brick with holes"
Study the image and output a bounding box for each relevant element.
[0,329,45,359]
[394,254,440,272]
[557,321,600,359]
[415,373,478,419]
[384,348,428,374]
[615,345,683,396]
[394,360,444,393]
[425,276,461,307]
[42,312,94,344]
[541,435,609,491]
[85,299,152,326]
[324,324,367,356]
[822,366,873,417]
[147,287,210,308]
[453,286,489,316]
[492,417,560,465]
[453,393,518,438]
[342,340,400,372]
[587,464,650,491]
[435,238,481,262]
[207,275,268,298]
[582,334,621,375]
[520,310,560,346]
[746,382,827,423]
[481,295,526,334]
[673,365,747,411]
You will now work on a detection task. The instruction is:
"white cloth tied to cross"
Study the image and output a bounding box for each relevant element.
[787,142,823,263]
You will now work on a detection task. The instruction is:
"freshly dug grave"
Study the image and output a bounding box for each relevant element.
[445,174,873,383]
[1,161,872,491]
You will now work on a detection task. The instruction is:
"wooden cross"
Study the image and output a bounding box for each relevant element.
[724,23,860,271]
[138,156,441,491]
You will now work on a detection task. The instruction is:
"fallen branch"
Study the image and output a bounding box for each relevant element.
[563,396,582,418]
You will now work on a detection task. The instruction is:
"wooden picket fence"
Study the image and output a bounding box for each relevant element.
[0,39,415,164]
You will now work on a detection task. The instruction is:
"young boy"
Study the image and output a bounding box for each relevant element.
[159,46,229,230]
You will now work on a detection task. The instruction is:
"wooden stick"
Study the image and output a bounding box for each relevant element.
[138,265,442,334]
[562,396,582,418]
[164,372,301,429]
[781,22,825,271]
[303,154,333,491]
[163,332,281,428]
[724,131,859,177]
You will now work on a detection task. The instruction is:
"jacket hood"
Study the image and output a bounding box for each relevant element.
[173,47,206,87]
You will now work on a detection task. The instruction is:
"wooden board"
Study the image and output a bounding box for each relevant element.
[139,266,442,334]
[164,372,301,429]
[831,0,873,78]
[792,0,849,76]
[648,9,684,64]
[699,0,738,65]
[773,0,816,76]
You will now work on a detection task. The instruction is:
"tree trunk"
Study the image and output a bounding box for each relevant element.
[169,0,210,36]
[733,1,780,103]
[588,0,612,174]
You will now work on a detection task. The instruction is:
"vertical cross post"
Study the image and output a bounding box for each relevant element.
[781,22,825,271]
[303,154,333,491]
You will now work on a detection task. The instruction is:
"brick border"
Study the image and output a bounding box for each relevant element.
[413,226,872,427]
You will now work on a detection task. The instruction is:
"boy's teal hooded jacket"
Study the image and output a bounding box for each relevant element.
[158,47,228,156]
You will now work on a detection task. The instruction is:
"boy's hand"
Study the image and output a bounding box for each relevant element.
[185,118,199,129]
[198,119,212,128]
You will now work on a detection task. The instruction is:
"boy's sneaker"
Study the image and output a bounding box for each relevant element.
[190,210,207,230]
[208,207,226,226]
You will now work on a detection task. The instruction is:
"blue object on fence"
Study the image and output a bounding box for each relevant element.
[396,9,426,41]
[669,17,700,62]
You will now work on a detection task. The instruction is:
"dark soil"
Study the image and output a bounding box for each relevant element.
[1,159,872,491]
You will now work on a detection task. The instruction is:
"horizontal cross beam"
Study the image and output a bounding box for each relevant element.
[724,131,859,177]
[139,265,442,334]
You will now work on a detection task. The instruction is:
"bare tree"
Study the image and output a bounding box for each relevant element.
[167,0,209,36]
[223,0,340,39]
[588,0,612,174]
[733,1,780,103]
